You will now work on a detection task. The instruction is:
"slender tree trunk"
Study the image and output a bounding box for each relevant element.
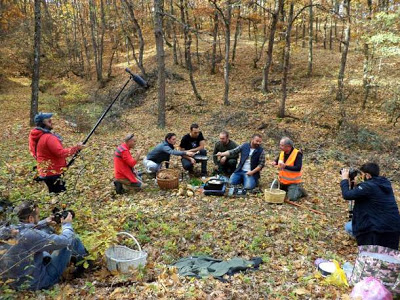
[181,0,202,101]
[336,0,351,102]
[329,16,333,50]
[362,43,371,109]
[211,11,218,74]
[314,16,318,44]
[154,0,166,128]
[170,0,178,65]
[279,2,294,118]
[122,0,146,75]
[231,6,241,64]
[307,0,313,76]
[323,17,327,49]
[302,14,306,48]
[262,0,282,93]
[30,0,41,126]
[89,0,103,82]
[223,0,232,105]
[339,19,344,53]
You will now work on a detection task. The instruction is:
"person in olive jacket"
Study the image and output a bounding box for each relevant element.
[341,163,400,250]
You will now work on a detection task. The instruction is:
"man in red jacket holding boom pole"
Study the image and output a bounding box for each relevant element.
[29,113,83,193]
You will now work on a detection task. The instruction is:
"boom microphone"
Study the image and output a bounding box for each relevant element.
[125,68,148,88]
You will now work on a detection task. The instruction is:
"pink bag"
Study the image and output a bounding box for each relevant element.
[350,277,393,300]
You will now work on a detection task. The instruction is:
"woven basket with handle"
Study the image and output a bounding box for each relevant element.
[264,179,286,204]
[156,161,179,190]
[105,232,147,274]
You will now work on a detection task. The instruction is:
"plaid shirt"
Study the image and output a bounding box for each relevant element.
[228,145,265,170]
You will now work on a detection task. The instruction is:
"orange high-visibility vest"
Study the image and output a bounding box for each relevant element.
[278,148,302,185]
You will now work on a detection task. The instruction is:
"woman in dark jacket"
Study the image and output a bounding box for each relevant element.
[341,163,400,250]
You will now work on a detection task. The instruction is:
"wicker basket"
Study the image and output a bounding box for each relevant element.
[156,161,179,190]
[265,179,286,204]
[105,232,147,273]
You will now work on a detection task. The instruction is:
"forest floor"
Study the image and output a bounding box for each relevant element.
[1,37,400,299]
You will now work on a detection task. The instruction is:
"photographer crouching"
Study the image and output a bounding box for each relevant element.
[340,163,400,250]
[0,201,88,290]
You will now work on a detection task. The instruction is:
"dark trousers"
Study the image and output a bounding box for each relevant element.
[216,158,237,175]
[356,231,400,250]
[43,175,66,194]
[182,149,207,175]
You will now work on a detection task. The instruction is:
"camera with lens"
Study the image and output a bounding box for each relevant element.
[340,167,360,181]
[52,207,75,224]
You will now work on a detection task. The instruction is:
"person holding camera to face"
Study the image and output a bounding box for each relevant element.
[340,163,400,250]
[0,201,87,290]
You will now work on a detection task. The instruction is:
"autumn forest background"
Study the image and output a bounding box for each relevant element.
[1,0,400,298]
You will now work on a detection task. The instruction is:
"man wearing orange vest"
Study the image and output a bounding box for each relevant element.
[113,133,143,194]
[272,137,306,201]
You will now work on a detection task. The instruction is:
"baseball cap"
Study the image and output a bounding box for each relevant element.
[34,112,53,125]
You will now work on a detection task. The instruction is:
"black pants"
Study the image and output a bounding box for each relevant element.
[182,149,207,175]
[43,175,66,194]
[216,158,237,175]
[356,231,400,250]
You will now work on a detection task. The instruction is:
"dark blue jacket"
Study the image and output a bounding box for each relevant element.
[235,143,264,181]
[341,176,400,237]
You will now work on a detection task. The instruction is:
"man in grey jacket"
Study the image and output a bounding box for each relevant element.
[143,133,194,174]
[0,201,87,290]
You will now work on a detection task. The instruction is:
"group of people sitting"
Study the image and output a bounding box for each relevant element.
[28,113,306,201]
[112,123,306,200]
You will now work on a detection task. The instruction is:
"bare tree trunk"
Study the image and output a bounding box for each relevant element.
[323,16,327,49]
[223,0,232,105]
[231,6,241,64]
[314,16,318,44]
[302,14,306,48]
[307,0,313,76]
[30,0,41,126]
[180,0,202,101]
[154,0,166,128]
[279,2,294,118]
[211,11,218,74]
[76,1,91,79]
[170,0,178,65]
[262,0,282,93]
[336,0,351,102]
[339,19,344,53]
[122,0,146,75]
[329,16,333,50]
[89,0,104,83]
[362,43,371,109]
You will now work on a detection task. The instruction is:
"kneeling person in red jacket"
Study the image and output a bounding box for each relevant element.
[114,133,143,194]
[29,113,83,193]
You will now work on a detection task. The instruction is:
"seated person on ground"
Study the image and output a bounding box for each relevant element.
[113,133,143,194]
[271,137,306,201]
[212,131,238,176]
[179,123,208,177]
[216,134,265,190]
[0,201,87,290]
[341,163,400,250]
[143,133,194,174]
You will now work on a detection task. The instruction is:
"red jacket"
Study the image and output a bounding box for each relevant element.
[114,143,138,183]
[29,128,79,177]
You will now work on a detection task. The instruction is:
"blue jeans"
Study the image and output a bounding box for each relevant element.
[229,170,257,190]
[34,237,86,290]
[345,221,354,237]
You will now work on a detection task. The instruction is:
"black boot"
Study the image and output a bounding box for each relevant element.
[114,181,125,194]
